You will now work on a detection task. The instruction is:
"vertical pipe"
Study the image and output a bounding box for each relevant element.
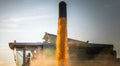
[23,47,26,66]
[56,1,67,66]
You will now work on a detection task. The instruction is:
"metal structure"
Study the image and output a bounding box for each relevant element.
[9,42,43,66]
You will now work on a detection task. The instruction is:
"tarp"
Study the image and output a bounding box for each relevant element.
[14,48,23,66]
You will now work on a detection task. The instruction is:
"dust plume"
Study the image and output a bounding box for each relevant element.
[30,48,56,66]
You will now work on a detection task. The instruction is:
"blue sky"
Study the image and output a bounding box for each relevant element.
[0,0,120,65]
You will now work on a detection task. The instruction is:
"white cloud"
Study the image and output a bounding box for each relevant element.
[1,15,52,23]
[0,23,18,28]
[0,29,25,32]
[0,15,53,32]
[0,28,44,32]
